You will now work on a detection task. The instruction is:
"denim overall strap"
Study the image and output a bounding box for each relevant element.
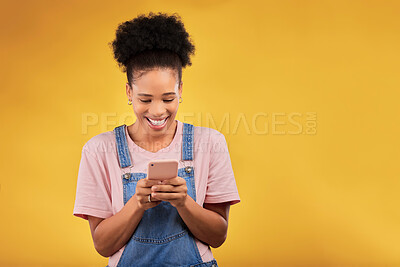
[181,123,196,202]
[182,123,194,161]
[113,125,132,168]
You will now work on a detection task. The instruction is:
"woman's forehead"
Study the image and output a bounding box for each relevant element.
[132,81,179,95]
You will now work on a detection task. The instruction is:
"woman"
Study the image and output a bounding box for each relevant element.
[73,12,240,267]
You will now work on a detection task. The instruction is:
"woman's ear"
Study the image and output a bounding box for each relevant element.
[126,82,132,101]
[178,81,183,98]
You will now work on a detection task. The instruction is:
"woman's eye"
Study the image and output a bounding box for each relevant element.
[163,99,175,103]
[139,99,151,103]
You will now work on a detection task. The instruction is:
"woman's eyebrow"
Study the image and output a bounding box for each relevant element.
[137,92,176,97]
[137,93,153,97]
[162,92,177,96]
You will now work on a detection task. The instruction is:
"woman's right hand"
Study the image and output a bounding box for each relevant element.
[135,178,162,211]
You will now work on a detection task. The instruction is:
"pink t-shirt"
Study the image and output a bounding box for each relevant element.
[73,120,240,267]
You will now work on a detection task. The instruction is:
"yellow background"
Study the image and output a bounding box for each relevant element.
[1,0,399,266]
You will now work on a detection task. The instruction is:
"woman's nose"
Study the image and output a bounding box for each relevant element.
[149,101,166,117]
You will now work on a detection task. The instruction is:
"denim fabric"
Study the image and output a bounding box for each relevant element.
[114,125,132,168]
[182,123,194,161]
[112,123,218,267]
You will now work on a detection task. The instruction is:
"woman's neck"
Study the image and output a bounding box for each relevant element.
[127,120,177,152]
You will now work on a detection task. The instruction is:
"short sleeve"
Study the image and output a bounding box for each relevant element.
[73,144,113,220]
[204,132,240,205]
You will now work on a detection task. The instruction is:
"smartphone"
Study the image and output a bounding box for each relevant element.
[147,159,179,180]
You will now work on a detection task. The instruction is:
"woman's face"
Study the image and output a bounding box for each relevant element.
[126,68,182,138]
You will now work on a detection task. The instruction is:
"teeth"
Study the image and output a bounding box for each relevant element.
[148,117,167,126]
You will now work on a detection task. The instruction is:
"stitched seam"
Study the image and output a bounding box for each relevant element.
[132,230,188,244]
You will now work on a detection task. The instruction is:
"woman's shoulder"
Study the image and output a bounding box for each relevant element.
[190,123,227,145]
[190,124,231,161]
[82,129,116,154]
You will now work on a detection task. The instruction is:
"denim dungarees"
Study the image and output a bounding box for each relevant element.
[111,123,218,267]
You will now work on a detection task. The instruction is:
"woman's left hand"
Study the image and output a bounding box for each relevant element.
[150,177,188,208]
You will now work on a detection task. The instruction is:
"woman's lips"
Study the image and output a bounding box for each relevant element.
[145,116,169,129]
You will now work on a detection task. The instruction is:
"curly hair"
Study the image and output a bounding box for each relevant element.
[109,12,196,86]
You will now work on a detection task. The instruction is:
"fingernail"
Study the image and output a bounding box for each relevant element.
[158,181,162,184]
[152,186,157,190]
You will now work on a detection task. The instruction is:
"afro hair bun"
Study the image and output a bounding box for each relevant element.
[110,12,195,72]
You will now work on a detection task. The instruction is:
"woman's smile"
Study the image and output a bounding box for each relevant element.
[145,116,169,130]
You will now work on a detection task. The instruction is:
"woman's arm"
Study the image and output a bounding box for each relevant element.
[151,177,231,248]
[88,197,143,257]
[178,198,230,248]
[88,178,161,257]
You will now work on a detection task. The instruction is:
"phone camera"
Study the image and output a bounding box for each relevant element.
[151,164,154,166]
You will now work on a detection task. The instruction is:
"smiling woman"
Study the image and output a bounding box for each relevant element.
[72,12,240,267]
[126,69,182,150]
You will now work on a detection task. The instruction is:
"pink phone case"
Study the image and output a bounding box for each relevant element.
[147,159,179,180]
